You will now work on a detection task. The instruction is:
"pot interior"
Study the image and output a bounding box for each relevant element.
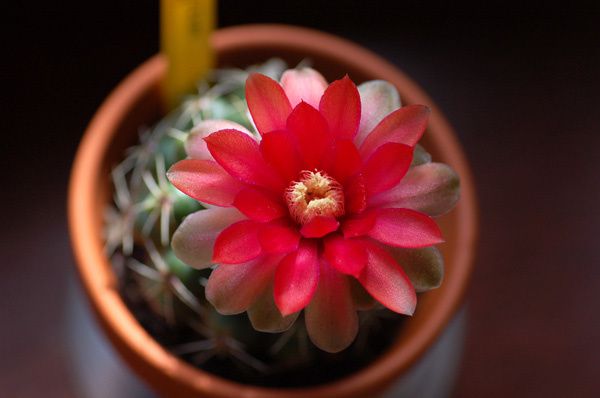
[77,25,476,398]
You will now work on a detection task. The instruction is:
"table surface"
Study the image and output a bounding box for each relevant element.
[3,2,599,397]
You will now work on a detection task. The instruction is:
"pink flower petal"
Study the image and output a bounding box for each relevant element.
[205,129,283,191]
[344,174,367,214]
[387,246,444,293]
[171,208,245,269]
[260,130,303,182]
[167,159,244,206]
[246,73,292,135]
[258,222,301,254]
[280,67,328,108]
[300,216,340,238]
[341,210,376,238]
[205,255,280,315]
[362,142,413,195]
[328,140,362,184]
[286,102,333,170]
[247,284,299,332]
[368,162,460,217]
[319,75,361,140]
[358,241,416,315]
[355,80,401,146]
[305,259,358,353]
[367,208,444,248]
[185,120,253,159]
[360,104,430,158]
[323,235,367,277]
[233,187,286,222]
[274,240,319,316]
[212,220,263,264]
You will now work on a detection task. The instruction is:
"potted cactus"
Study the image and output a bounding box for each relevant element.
[69,25,477,397]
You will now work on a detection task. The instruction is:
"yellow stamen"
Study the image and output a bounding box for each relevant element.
[286,171,344,224]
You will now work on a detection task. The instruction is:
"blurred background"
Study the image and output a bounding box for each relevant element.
[3,1,600,396]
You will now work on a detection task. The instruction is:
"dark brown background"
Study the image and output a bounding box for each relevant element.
[3,1,599,397]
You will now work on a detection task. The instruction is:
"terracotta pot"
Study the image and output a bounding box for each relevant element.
[68,24,478,398]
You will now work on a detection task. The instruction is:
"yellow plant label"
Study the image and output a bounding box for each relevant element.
[161,0,216,109]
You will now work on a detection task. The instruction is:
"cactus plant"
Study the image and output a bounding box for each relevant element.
[104,59,460,385]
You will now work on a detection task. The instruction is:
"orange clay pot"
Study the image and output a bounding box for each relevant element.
[68,24,478,398]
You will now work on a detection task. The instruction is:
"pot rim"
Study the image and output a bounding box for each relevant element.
[68,24,478,398]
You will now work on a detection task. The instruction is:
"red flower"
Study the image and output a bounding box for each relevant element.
[168,68,457,352]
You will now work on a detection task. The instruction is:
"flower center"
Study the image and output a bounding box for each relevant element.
[285,170,344,224]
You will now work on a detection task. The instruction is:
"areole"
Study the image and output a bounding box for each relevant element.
[68,24,478,397]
